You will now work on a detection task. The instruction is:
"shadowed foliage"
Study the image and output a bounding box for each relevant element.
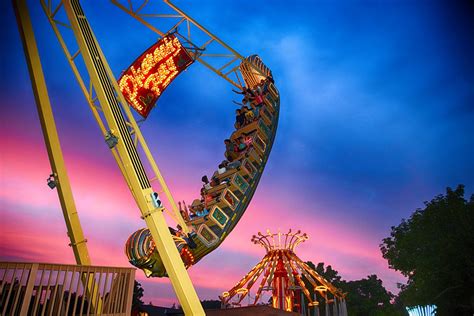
[302,262,406,316]
[380,185,474,315]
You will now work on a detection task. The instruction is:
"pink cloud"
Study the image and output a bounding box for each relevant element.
[0,120,404,306]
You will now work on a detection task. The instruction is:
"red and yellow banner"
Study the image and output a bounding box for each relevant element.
[118,34,193,118]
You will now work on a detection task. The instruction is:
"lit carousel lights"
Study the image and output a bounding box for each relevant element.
[236,288,248,295]
[181,247,195,265]
[222,229,348,316]
[118,34,192,118]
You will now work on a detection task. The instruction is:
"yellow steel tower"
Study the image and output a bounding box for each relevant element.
[13,0,267,314]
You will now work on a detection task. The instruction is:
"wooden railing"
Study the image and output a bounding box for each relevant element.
[0,261,135,316]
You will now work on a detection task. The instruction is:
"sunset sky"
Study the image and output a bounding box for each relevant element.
[1,0,473,307]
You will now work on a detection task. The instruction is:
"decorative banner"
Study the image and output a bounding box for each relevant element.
[118,34,194,118]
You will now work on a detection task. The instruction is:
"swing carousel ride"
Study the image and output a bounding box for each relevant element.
[221,230,348,316]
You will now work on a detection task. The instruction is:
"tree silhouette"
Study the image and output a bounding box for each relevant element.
[302,261,344,308]
[380,185,474,315]
[313,262,343,287]
[132,281,144,312]
[200,299,221,309]
[302,262,406,315]
[343,275,404,316]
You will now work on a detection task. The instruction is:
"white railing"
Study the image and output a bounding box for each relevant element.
[0,262,135,316]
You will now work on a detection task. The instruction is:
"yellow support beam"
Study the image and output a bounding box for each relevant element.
[12,0,91,267]
[13,1,105,312]
[110,0,247,89]
[61,1,204,314]
[40,0,189,233]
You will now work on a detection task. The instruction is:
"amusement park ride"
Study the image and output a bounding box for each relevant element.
[222,230,347,316]
[13,0,279,314]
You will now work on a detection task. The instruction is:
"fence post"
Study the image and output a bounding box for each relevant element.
[124,269,136,315]
[19,263,38,316]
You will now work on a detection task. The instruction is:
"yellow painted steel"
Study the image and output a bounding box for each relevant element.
[37,0,189,232]
[12,0,91,267]
[39,0,132,193]
[111,0,247,89]
[13,1,106,313]
[60,1,204,314]
[164,0,244,59]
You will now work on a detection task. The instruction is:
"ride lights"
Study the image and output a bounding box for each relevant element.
[47,173,57,189]
[315,285,328,293]
[180,247,195,267]
[236,288,248,295]
[118,34,193,118]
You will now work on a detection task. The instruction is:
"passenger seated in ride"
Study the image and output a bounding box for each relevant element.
[242,94,253,107]
[202,175,212,190]
[217,162,227,174]
[174,225,197,249]
[251,100,266,120]
[194,203,209,217]
[234,109,245,129]
[201,188,214,208]
[169,226,178,236]
[176,225,197,249]
[215,161,238,178]
[188,199,204,219]
[174,225,186,238]
[178,201,191,222]
[237,136,248,152]
[210,175,221,186]
[242,106,254,124]
[224,139,239,161]
[232,87,255,99]
[191,199,209,215]
[257,79,269,95]
[222,158,241,170]
[252,91,265,116]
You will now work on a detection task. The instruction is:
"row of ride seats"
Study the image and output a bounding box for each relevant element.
[185,80,279,240]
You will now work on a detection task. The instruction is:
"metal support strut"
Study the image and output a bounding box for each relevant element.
[12,0,91,267]
[61,0,204,314]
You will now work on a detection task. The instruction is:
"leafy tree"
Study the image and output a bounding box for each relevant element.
[132,281,144,311]
[301,261,344,308]
[313,262,343,287]
[343,275,405,316]
[380,185,474,315]
[302,262,405,315]
[200,299,222,309]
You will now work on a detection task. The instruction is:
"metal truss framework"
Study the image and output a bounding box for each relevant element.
[27,0,267,313]
[110,0,250,89]
[14,0,91,267]
[35,0,209,314]
[40,0,188,231]
[222,230,348,315]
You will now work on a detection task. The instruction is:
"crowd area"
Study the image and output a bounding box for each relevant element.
[163,76,275,246]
